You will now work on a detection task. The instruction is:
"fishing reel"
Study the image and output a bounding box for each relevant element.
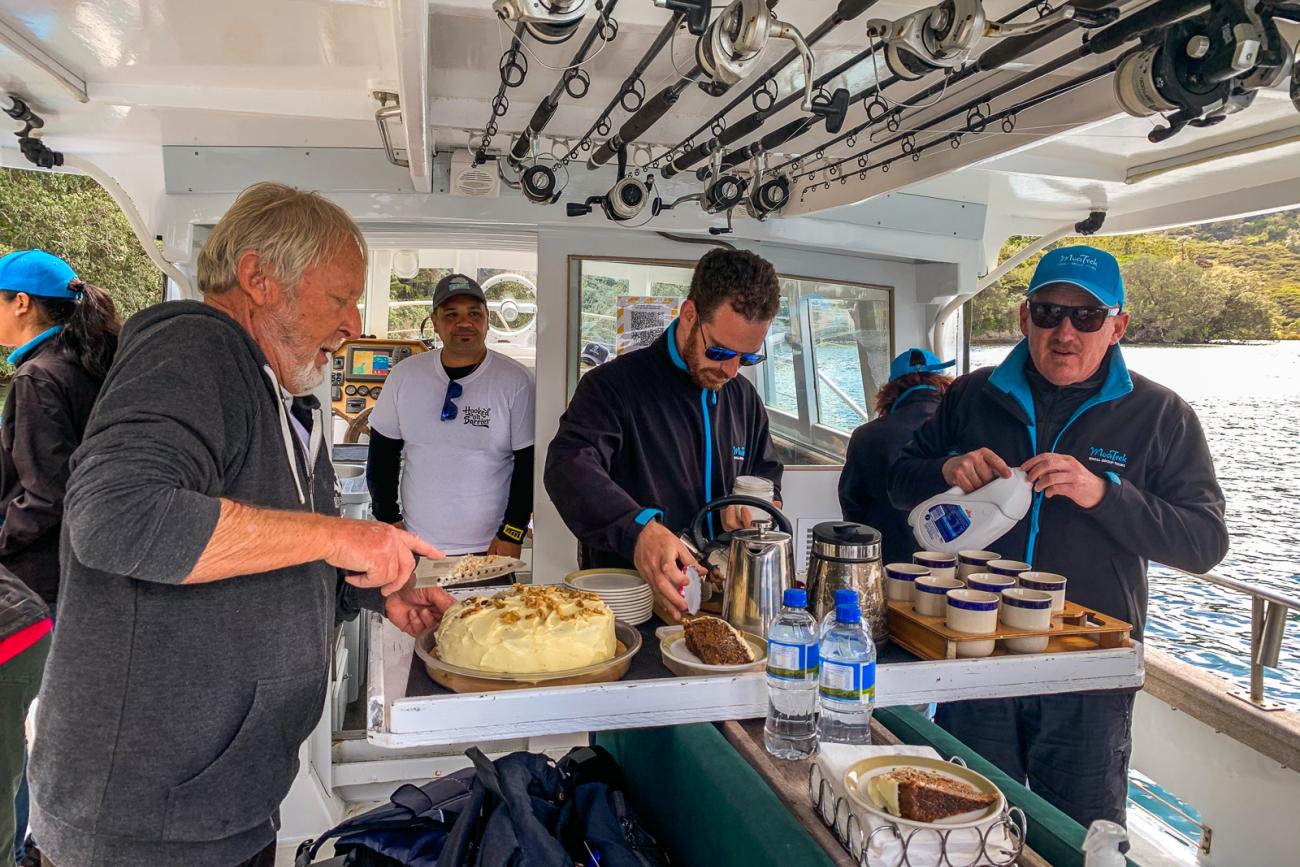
[696,0,847,128]
[693,146,747,214]
[520,163,561,204]
[1114,0,1298,142]
[492,0,593,44]
[868,0,1087,81]
[743,151,790,220]
[567,175,658,222]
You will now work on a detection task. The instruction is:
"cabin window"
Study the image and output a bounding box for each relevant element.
[364,247,538,367]
[570,258,891,466]
[757,278,892,465]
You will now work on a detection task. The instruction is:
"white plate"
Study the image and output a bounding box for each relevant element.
[843,757,1006,831]
[657,631,766,676]
[565,572,648,593]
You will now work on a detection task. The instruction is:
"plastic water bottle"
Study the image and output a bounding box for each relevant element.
[818,602,876,745]
[820,588,860,638]
[764,587,820,760]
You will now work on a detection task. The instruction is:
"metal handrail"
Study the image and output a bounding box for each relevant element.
[815,369,870,423]
[1162,565,1299,710]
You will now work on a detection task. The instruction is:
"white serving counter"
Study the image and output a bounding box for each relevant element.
[364,611,1144,749]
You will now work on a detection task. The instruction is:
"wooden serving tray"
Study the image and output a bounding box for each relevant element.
[886,599,1132,660]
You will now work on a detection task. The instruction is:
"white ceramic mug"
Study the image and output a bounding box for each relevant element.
[945,589,1000,658]
[913,576,963,617]
[1017,571,1068,612]
[958,550,999,582]
[1000,588,1054,653]
[966,573,1017,595]
[914,551,958,582]
[987,559,1032,580]
[885,563,929,603]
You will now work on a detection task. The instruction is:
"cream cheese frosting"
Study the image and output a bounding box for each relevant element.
[434,584,616,673]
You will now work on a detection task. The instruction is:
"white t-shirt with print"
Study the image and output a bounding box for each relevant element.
[368,348,535,554]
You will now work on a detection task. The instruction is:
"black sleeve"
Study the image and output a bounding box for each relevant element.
[497,445,534,541]
[366,429,404,523]
[888,379,969,510]
[1085,402,1229,573]
[0,375,78,557]
[838,428,874,524]
[544,371,657,563]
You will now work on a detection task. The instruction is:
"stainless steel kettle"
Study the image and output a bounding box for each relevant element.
[806,521,887,644]
[686,495,794,636]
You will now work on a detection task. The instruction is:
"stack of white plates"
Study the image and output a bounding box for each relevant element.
[563,569,654,626]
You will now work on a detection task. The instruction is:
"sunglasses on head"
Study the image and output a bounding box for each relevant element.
[699,321,766,366]
[440,380,463,421]
[1028,301,1120,334]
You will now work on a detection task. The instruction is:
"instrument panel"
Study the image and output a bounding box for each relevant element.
[330,337,428,436]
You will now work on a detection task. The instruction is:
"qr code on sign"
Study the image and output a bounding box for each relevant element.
[629,309,663,331]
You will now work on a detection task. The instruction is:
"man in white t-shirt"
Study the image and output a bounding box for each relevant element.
[366,273,535,557]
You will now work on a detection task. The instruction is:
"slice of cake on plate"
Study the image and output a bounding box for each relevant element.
[683,615,755,666]
[868,767,998,823]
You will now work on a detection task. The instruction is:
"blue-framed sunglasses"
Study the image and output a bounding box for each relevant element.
[699,321,766,366]
[440,380,463,421]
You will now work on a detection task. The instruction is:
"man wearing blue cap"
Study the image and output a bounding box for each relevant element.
[839,348,955,565]
[890,245,1228,829]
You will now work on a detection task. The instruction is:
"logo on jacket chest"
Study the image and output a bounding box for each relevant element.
[1086,446,1128,469]
[463,406,491,428]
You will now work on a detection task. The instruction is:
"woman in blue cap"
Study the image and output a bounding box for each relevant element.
[838,348,955,564]
[0,249,120,867]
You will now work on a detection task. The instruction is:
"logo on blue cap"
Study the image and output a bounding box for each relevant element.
[0,250,82,301]
[1028,245,1124,308]
[889,347,956,381]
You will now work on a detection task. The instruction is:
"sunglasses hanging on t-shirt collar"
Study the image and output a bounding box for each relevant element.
[441,380,463,422]
[1028,301,1120,334]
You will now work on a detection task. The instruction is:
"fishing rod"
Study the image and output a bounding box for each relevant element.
[653,0,887,175]
[862,62,1120,177]
[657,42,883,179]
[786,0,1215,181]
[509,0,621,197]
[556,5,706,168]
[474,22,529,166]
[589,0,830,168]
[687,0,1112,181]
[767,0,1183,176]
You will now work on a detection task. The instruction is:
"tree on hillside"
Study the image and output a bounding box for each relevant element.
[0,168,161,321]
[1122,256,1220,343]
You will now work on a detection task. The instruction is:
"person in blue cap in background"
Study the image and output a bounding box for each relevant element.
[890,245,1227,831]
[838,347,955,564]
[0,250,120,867]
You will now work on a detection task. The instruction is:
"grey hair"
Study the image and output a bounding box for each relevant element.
[197,182,367,295]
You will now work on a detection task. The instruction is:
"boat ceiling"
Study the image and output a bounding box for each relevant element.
[1,0,1299,240]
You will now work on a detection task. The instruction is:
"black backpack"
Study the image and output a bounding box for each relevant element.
[297,745,668,867]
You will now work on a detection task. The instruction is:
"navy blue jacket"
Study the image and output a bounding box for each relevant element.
[545,321,783,569]
[889,341,1228,639]
[839,388,943,565]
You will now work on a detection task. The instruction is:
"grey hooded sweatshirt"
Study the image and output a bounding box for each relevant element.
[30,302,380,867]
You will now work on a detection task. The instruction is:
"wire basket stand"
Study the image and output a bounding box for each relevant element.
[807,760,1028,866]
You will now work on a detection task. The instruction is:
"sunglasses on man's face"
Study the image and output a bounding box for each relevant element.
[1028,301,1120,334]
[699,322,766,366]
[440,380,463,421]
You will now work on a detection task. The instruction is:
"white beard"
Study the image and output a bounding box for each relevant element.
[266,301,327,396]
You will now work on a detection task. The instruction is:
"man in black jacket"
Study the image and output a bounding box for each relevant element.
[545,249,783,619]
[839,347,954,564]
[889,245,1228,829]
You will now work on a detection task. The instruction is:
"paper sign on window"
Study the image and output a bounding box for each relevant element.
[615,295,681,356]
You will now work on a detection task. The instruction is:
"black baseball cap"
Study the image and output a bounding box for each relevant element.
[431,273,486,310]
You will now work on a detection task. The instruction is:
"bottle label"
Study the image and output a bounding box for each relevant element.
[767,639,819,680]
[819,660,876,703]
[921,503,972,543]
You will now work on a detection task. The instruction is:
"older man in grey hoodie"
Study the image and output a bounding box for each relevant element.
[30,183,452,867]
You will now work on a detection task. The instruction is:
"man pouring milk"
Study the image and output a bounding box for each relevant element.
[889,245,1228,830]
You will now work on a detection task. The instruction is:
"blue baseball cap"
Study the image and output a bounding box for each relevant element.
[889,347,956,381]
[0,250,82,300]
[1028,245,1124,308]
